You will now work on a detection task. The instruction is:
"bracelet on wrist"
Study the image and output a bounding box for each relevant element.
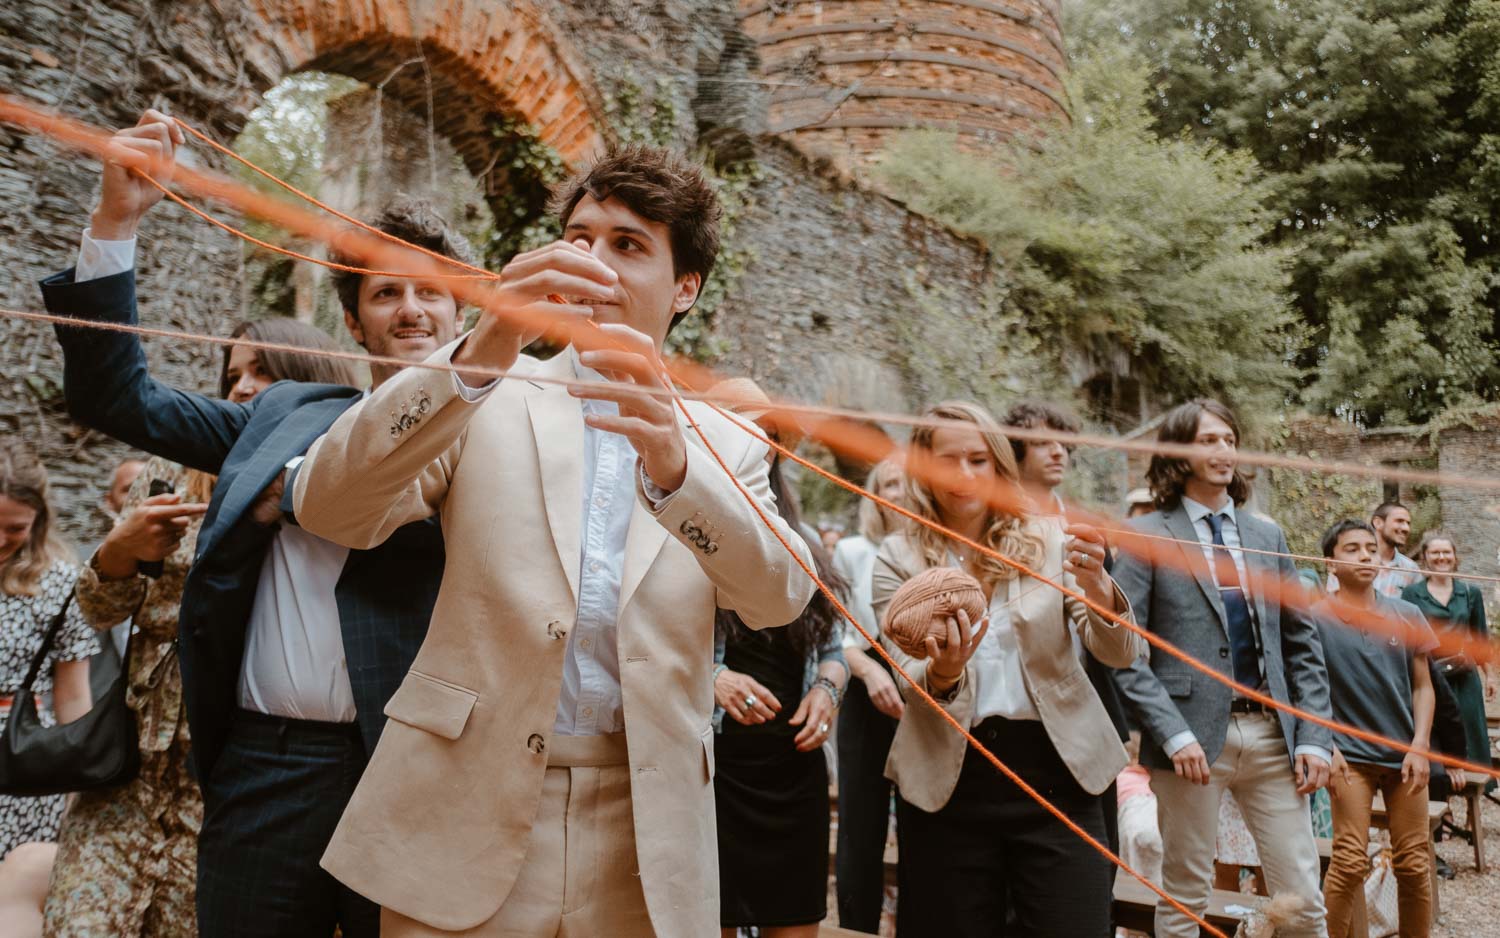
[813,676,843,710]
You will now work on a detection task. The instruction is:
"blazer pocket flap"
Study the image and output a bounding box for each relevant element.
[384,671,478,741]
[1160,673,1192,699]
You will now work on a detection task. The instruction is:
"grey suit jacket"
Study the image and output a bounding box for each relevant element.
[1111,503,1331,770]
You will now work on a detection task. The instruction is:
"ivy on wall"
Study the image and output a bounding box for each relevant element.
[1264,464,1383,562]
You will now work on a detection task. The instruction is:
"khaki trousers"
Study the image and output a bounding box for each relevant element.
[381,734,653,938]
[1151,713,1328,938]
[1324,761,1431,938]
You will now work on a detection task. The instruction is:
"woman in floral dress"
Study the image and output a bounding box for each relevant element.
[0,444,98,934]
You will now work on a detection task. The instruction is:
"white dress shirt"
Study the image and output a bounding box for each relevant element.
[555,356,637,736]
[833,535,880,650]
[970,580,1034,722]
[74,228,136,282]
[239,525,357,721]
[1182,497,1252,594]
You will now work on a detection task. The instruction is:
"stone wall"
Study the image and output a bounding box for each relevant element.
[1266,415,1499,592]
[2,0,1002,546]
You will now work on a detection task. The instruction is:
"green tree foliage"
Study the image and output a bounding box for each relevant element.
[878,50,1301,430]
[1067,0,1500,426]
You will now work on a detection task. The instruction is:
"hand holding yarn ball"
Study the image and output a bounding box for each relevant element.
[883,567,989,659]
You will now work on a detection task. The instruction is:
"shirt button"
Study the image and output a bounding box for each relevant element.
[589,560,601,573]
[580,638,592,649]
[595,495,608,508]
[583,707,594,717]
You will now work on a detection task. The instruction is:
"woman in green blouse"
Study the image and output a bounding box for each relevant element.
[1401,532,1494,786]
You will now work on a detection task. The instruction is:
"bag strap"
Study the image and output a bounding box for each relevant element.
[17,593,75,694]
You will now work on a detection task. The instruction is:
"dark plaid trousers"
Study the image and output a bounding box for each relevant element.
[197,710,377,938]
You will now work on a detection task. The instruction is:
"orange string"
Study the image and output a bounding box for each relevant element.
[137,174,498,281]
[8,92,1500,497]
[14,94,1496,776]
[665,390,1231,938]
[702,403,1500,782]
[173,118,504,282]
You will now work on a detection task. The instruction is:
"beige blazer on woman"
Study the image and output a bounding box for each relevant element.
[291,345,815,936]
[870,522,1144,810]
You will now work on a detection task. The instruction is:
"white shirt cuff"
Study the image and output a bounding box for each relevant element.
[75,228,137,282]
[639,464,673,509]
[1293,745,1331,765]
[1163,730,1198,757]
[451,369,499,401]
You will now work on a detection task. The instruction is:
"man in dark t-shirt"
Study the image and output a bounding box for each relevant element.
[1314,519,1437,938]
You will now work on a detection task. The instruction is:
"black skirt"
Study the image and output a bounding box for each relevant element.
[714,731,830,927]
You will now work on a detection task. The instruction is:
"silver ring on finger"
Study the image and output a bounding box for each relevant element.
[818,722,829,735]
[744,694,757,708]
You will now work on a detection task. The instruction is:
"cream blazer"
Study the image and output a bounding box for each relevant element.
[291,345,816,936]
[871,524,1144,810]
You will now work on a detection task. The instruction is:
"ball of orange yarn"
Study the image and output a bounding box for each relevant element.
[883,567,988,658]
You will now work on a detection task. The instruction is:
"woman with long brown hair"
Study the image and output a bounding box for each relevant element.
[0,443,97,937]
[42,318,358,938]
[871,401,1142,937]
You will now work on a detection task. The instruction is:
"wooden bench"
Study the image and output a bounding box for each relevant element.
[1112,874,1261,936]
[1443,780,1488,873]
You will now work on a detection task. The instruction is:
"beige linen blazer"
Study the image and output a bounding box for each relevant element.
[291,345,816,936]
[870,523,1144,811]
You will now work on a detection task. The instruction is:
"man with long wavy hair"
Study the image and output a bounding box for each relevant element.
[1112,398,1333,938]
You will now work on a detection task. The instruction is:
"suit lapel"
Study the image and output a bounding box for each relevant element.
[526,355,584,603]
[198,394,357,559]
[618,503,671,615]
[1164,505,1228,634]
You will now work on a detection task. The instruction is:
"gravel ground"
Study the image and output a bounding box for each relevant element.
[1431,791,1499,938]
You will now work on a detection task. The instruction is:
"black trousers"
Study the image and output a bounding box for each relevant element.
[834,665,900,933]
[895,717,1112,938]
[197,710,378,938]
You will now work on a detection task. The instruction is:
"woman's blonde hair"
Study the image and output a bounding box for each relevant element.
[903,401,1043,589]
[857,457,906,544]
[0,443,72,596]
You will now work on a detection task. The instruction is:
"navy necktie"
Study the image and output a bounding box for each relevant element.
[1204,511,1259,688]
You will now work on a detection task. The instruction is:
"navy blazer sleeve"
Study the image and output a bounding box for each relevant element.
[42,267,253,475]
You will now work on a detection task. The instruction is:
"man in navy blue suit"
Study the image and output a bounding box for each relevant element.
[41,110,475,938]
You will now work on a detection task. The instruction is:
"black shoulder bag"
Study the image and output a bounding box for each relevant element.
[0,594,140,795]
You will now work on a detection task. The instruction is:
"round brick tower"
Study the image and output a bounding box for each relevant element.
[739,0,1068,171]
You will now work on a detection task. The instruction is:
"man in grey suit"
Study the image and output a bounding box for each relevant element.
[1113,399,1332,938]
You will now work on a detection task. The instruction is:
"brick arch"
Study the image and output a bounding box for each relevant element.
[247,0,606,170]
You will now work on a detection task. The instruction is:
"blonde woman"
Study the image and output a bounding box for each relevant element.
[1401,532,1493,792]
[0,444,98,937]
[831,457,906,932]
[871,402,1142,937]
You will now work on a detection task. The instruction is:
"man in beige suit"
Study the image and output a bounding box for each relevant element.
[289,146,817,937]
